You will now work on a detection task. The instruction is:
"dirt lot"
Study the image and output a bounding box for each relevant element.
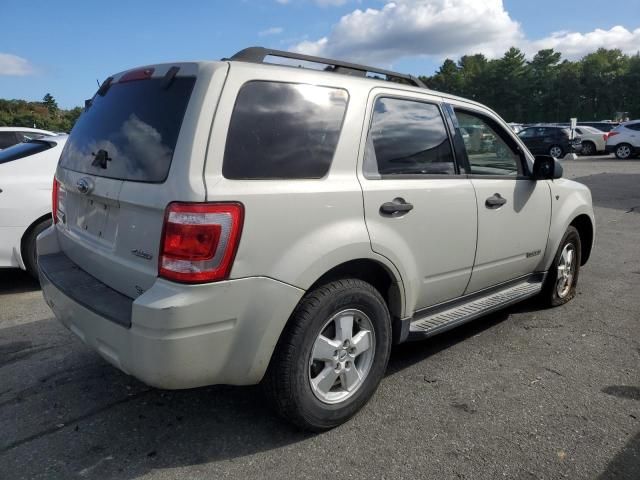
[1,155,638,479]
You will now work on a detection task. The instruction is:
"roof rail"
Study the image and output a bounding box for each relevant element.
[225,46,426,88]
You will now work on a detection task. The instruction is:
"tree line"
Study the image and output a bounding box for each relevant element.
[1,47,638,131]
[0,94,82,132]
[420,47,640,123]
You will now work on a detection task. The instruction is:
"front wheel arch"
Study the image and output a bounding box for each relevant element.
[570,214,594,265]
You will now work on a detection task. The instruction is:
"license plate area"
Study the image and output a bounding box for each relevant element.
[67,194,120,246]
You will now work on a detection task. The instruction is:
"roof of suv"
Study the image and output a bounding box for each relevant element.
[219,46,489,112]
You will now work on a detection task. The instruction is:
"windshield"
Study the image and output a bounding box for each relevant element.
[59,76,196,182]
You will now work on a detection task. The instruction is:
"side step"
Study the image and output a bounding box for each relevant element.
[408,274,544,341]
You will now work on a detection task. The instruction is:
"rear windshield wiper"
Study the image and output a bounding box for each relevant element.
[91,149,112,169]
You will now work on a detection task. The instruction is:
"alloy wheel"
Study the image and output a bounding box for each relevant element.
[556,243,576,298]
[308,309,375,404]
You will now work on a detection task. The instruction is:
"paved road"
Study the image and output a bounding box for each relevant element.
[1,156,638,479]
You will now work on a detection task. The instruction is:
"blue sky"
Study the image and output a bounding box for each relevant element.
[1,0,639,108]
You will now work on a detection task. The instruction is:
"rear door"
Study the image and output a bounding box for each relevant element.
[55,62,228,299]
[450,105,551,293]
[359,89,477,311]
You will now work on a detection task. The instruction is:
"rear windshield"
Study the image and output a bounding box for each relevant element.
[59,76,195,182]
[0,140,54,165]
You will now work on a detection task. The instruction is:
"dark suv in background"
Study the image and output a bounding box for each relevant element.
[518,126,582,158]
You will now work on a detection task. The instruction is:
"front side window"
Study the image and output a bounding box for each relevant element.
[456,110,521,176]
[366,97,455,176]
[223,81,348,179]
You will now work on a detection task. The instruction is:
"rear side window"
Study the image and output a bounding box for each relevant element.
[59,76,195,182]
[223,81,348,179]
[0,140,53,165]
[366,97,455,176]
[627,123,640,131]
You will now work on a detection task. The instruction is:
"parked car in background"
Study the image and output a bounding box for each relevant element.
[605,121,640,159]
[0,127,56,150]
[0,134,67,276]
[509,123,524,133]
[37,47,594,431]
[518,126,582,158]
[577,121,619,132]
[574,126,607,155]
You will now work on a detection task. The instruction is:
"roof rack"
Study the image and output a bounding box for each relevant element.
[225,47,426,88]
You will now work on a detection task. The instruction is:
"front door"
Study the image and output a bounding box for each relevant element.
[451,107,551,293]
[359,90,478,312]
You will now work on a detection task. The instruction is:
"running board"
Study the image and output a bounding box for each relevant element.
[408,274,544,341]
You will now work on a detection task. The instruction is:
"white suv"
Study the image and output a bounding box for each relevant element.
[605,121,640,159]
[37,47,595,430]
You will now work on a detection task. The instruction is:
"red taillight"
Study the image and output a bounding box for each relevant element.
[52,177,59,224]
[607,131,619,140]
[119,68,154,83]
[159,202,244,283]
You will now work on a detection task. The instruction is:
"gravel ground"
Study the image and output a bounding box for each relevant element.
[0,155,638,479]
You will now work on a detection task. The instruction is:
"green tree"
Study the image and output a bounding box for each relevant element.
[42,93,58,115]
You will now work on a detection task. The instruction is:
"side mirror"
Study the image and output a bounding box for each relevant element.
[533,155,563,180]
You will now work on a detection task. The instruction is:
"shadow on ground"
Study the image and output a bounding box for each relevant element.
[0,268,39,295]
[0,302,524,479]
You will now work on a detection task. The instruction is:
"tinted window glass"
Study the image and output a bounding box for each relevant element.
[19,132,47,142]
[59,76,195,182]
[518,128,536,139]
[223,81,348,179]
[0,140,53,164]
[456,110,521,176]
[367,97,455,175]
[0,132,18,149]
[627,123,640,131]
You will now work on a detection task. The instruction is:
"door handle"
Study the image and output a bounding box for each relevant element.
[485,193,507,208]
[380,198,414,216]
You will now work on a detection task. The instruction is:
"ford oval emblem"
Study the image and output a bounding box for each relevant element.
[76,177,94,195]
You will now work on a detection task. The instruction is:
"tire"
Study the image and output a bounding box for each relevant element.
[263,278,392,431]
[549,145,564,158]
[23,218,51,278]
[541,226,581,307]
[581,141,595,156]
[615,143,633,160]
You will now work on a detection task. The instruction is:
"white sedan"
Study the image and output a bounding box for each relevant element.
[0,134,67,276]
[575,126,607,155]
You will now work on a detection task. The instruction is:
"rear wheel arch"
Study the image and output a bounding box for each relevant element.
[570,214,594,265]
[20,213,52,274]
[307,259,404,325]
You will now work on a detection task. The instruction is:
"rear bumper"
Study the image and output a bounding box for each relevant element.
[37,226,304,389]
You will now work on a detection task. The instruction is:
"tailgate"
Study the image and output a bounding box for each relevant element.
[54,62,228,299]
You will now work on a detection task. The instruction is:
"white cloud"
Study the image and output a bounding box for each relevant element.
[260,26,284,36]
[275,0,290,4]
[529,26,640,59]
[293,0,523,64]
[0,53,35,76]
[292,0,640,66]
